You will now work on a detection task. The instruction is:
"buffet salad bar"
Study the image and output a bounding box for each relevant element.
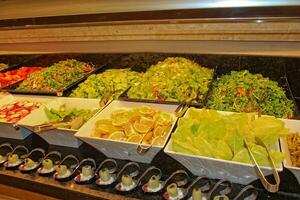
[0,54,299,200]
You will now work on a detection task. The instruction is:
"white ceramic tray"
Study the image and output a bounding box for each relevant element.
[18,97,100,148]
[75,100,178,163]
[164,108,283,185]
[279,118,300,185]
[0,94,54,140]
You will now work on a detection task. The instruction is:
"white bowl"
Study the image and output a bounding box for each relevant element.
[75,100,178,163]
[18,97,100,148]
[164,108,283,185]
[0,95,54,140]
[279,118,300,185]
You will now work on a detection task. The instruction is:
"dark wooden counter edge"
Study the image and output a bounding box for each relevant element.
[0,169,138,200]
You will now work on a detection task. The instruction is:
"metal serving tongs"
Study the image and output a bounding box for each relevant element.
[38,151,62,176]
[116,166,162,193]
[243,136,280,193]
[233,185,258,200]
[175,89,200,118]
[4,145,29,169]
[0,143,13,166]
[32,115,73,133]
[73,158,97,184]
[137,123,172,155]
[114,162,141,192]
[19,148,45,173]
[95,159,118,186]
[53,154,79,182]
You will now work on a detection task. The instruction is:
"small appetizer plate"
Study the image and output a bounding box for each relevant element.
[38,151,62,176]
[114,162,141,193]
[164,176,210,200]
[19,148,45,173]
[116,166,161,193]
[95,159,118,187]
[74,158,96,184]
[143,170,189,194]
[0,143,13,166]
[4,145,29,169]
[53,154,79,182]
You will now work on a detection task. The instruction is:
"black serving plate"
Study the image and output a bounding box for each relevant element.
[1,54,108,96]
[119,65,217,109]
[0,55,41,73]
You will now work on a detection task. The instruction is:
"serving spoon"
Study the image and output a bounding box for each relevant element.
[116,166,162,193]
[0,143,13,166]
[4,145,29,169]
[53,154,79,182]
[95,159,118,186]
[38,151,62,176]
[19,148,45,173]
[143,170,190,194]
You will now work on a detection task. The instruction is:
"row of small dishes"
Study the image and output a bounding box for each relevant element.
[0,93,299,187]
[0,144,258,200]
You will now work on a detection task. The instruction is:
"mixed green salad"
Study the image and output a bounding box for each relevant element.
[171,108,287,167]
[45,104,98,130]
[70,68,141,99]
[207,70,294,118]
[16,59,93,92]
[127,57,214,103]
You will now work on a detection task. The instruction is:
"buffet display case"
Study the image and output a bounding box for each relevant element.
[0,1,300,200]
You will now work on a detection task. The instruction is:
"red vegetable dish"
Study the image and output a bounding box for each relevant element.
[0,67,43,88]
[0,101,42,123]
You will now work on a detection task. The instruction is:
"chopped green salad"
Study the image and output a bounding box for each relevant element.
[207,70,294,118]
[171,108,287,167]
[127,57,214,103]
[70,68,141,99]
[17,59,93,92]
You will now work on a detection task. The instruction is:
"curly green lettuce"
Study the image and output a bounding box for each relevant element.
[207,70,294,118]
[127,57,214,104]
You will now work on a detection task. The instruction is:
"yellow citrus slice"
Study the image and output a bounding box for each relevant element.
[127,134,143,143]
[112,115,129,126]
[111,109,128,118]
[140,117,155,128]
[138,106,156,116]
[133,121,152,134]
[156,112,172,126]
[95,119,117,135]
[108,131,126,141]
[152,136,165,146]
[123,124,137,136]
[127,110,141,123]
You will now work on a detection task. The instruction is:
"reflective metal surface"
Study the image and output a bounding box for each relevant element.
[1,0,300,20]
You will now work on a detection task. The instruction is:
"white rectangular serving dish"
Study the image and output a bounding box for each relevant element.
[279,118,300,185]
[164,108,283,185]
[18,97,100,148]
[0,94,54,140]
[75,100,178,163]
